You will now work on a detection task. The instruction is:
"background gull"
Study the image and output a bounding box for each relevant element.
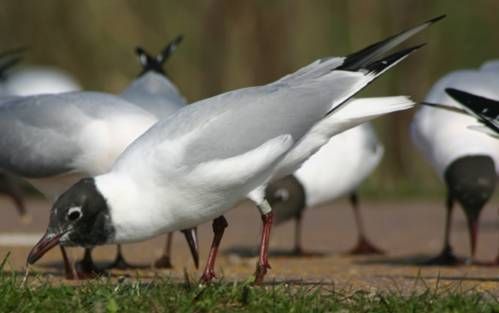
[426,87,499,264]
[411,61,499,265]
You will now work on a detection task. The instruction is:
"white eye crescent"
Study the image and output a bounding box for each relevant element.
[274,188,289,202]
[67,207,82,221]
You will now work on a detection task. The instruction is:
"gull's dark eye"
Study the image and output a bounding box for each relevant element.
[67,207,82,222]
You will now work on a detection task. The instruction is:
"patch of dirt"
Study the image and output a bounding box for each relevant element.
[0,197,498,294]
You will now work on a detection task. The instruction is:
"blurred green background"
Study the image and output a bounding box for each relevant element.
[0,0,498,199]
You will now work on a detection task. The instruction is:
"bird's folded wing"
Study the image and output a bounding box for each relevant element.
[0,92,153,177]
[186,134,294,191]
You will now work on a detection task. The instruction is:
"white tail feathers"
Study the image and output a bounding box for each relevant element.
[334,96,414,122]
[271,96,412,180]
[317,96,414,139]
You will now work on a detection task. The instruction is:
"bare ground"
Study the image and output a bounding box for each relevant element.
[0,196,498,294]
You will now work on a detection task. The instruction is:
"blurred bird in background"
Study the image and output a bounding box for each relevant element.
[412,61,499,265]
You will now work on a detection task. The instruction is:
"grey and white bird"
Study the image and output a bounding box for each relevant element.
[423,87,499,264]
[266,121,389,256]
[0,37,196,279]
[0,49,81,223]
[412,60,499,265]
[27,16,444,284]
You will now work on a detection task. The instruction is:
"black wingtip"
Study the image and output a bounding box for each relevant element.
[446,88,499,119]
[134,35,184,77]
[445,88,469,101]
[170,35,183,48]
[157,34,184,64]
[365,43,425,74]
[338,16,442,72]
[427,14,447,24]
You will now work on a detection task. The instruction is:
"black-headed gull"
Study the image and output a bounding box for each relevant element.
[0,92,157,279]
[28,15,444,283]
[412,61,499,265]
[0,37,195,279]
[424,87,499,265]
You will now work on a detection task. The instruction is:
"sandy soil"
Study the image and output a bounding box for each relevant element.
[0,196,498,294]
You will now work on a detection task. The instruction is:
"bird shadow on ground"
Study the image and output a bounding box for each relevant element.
[373,273,499,283]
[353,254,462,266]
[32,260,153,278]
[223,246,327,258]
[261,278,335,286]
[354,254,498,267]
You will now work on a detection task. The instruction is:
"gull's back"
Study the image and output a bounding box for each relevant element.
[121,72,186,119]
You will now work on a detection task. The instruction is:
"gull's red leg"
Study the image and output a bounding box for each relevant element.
[200,216,228,283]
[254,211,273,284]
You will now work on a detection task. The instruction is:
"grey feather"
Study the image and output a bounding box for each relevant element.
[0,91,150,177]
[121,72,186,118]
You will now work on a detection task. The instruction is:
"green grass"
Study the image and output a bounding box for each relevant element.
[1,272,498,313]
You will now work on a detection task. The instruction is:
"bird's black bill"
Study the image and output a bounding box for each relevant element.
[27,231,65,265]
[182,227,199,269]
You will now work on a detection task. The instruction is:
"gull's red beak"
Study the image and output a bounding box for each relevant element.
[27,231,65,265]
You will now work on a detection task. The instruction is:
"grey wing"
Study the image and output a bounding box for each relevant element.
[121,72,186,119]
[0,91,147,177]
[0,96,83,177]
[136,69,366,167]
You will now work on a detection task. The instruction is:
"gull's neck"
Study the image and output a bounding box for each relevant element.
[94,171,173,243]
